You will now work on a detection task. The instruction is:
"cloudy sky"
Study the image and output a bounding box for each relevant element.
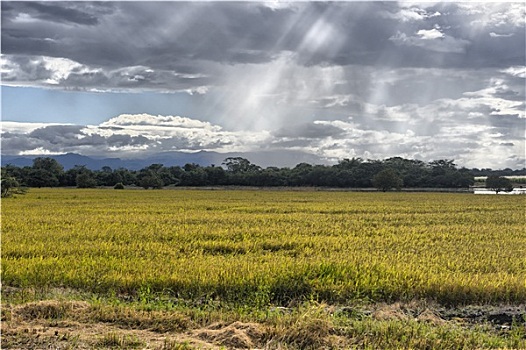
[1,1,525,169]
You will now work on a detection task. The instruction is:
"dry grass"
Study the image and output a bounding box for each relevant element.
[195,321,265,348]
[2,298,525,349]
[12,300,90,321]
[89,304,192,332]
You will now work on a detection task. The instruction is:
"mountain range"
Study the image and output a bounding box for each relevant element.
[1,150,330,170]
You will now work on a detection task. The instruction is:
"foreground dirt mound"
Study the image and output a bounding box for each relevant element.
[195,321,265,349]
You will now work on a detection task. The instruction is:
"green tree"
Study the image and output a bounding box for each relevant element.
[1,175,25,197]
[26,168,60,187]
[139,175,164,189]
[204,165,226,185]
[32,157,64,175]
[114,168,136,186]
[181,167,208,186]
[335,157,363,170]
[96,166,123,186]
[2,164,25,184]
[222,157,261,173]
[486,175,513,194]
[136,164,165,189]
[27,157,64,187]
[76,172,97,188]
[289,163,313,186]
[372,168,403,192]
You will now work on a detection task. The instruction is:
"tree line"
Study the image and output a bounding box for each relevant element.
[2,156,479,192]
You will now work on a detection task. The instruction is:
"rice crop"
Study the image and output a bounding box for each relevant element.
[2,188,525,306]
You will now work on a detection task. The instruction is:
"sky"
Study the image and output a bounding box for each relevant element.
[1,1,525,169]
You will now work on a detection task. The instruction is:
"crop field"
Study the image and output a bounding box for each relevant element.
[2,188,526,349]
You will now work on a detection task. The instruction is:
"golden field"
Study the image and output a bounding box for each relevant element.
[3,188,525,305]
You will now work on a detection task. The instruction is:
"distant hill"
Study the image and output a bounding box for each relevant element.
[1,153,125,170]
[1,150,330,170]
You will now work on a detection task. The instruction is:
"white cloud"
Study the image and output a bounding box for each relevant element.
[92,114,270,153]
[501,66,526,78]
[460,79,525,118]
[184,86,209,95]
[1,121,72,134]
[489,32,514,38]
[1,56,105,87]
[462,3,526,29]
[20,147,66,156]
[417,28,444,40]
[100,113,221,130]
[0,55,211,93]
[383,7,441,22]
[396,8,427,22]
[261,1,297,11]
[389,31,470,54]
[41,57,84,84]
[1,107,524,169]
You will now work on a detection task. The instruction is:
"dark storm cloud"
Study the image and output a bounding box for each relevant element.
[1,131,45,153]
[1,55,52,82]
[1,2,116,62]
[2,2,524,73]
[2,2,525,98]
[13,2,102,25]
[2,2,280,68]
[1,123,152,155]
[29,125,85,143]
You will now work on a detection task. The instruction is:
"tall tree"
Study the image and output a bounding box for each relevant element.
[222,157,261,173]
[29,157,64,187]
[372,168,403,192]
[486,176,513,194]
[1,170,25,197]
[76,172,98,188]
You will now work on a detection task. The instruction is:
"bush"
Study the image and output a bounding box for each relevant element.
[114,182,125,190]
